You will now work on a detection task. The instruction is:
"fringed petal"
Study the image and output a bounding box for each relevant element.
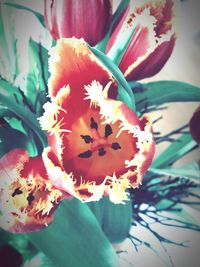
[48,38,116,99]
[42,81,155,204]
[107,0,175,81]
[0,149,65,233]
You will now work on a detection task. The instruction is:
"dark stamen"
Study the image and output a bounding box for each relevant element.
[90,117,98,130]
[111,142,121,150]
[98,148,106,156]
[12,187,22,197]
[105,124,113,138]
[80,135,93,144]
[78,150,92,158]
[26,193,35,205]
[27,193,35,205]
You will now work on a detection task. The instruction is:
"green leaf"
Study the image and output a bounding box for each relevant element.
[0,5,19,81]
[0,83,48,152]
[133,80,200,110]
[0,110,11,119]
[149,163,200,183]
[0,127,34,157]
[112,0,130,24]
[89,46,135,111]
[1,2,45,28]
[9,235,34,261]
[88,197,132,243]
[152,133,197,168]
[96,0,130,52]
[107,23,136,66]
[28,199,118,267]
[0,229,12,247]
[0,78,23,103]
[25,38,49,114]
[3,117,27,135]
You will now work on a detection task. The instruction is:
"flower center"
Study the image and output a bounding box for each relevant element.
[62,110,137,183]
[78,117,121,159]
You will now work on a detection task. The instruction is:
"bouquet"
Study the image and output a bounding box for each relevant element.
[0,1,199,266]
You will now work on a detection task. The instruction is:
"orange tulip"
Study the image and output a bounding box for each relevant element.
[44,0,112,46]
[0,149,67,233]
[39,38,155,204]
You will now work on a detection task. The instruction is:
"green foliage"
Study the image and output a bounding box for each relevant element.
[0,5,19,81]
[0,127,34,157]
[96,0,130,52]
[152,133,197,168]
[0,81,48,154]
[132,80,200,112]
[88,197,132,243]
[90,45,135,110]
[28,200,118,267]
[24,38,49,115]
[107,23,136,66]
[149,163,200,183]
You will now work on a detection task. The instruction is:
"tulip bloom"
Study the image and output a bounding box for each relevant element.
[189,106,200,144]
[106,0,176,81]
[0,149,66,233]
[44,0,112,46]
[39,38,155,204]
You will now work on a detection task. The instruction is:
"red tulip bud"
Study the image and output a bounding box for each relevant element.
[44,0,112,46]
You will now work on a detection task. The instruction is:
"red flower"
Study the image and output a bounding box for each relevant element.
[44,0,112,46]
[106,0,176,81]
[0,149,67,233]
[39,38,155,204]
[189,106,200,144]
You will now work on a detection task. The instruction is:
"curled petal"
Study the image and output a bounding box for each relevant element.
[0,149,66,233]
[124,34,176,81]
[48,38,117,99]
[107,0,176,80]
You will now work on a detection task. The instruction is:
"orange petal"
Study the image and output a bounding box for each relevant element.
[48,38,116,99]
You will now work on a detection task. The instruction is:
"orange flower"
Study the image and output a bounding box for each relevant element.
[0,149,67,233]
[106,0,176,80]
[39,38,155,204]
[44,0,112,46]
